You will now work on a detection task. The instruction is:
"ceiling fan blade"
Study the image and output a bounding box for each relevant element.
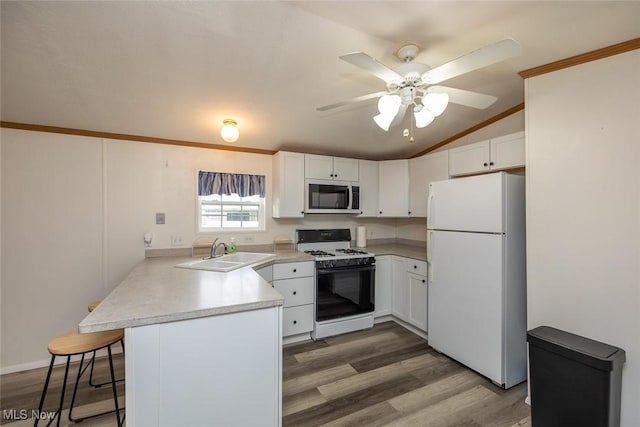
[316,91,388,111]
[339,52,403,83]
[421,38,521,85]
[428,86,497,109]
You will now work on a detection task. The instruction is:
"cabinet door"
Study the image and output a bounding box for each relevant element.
[305,154,334,180]
[333,157,359,181]
[374,256,391,317]
[408,272,428,332]
[378,160,409,217]
[490,131,525,170]
[273,152,305,217]
[448,140,490,176]
[390,256,409,321]
[409,151,449,217]
[358,160,378,217]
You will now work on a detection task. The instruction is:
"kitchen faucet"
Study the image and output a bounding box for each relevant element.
[204,238,228,259]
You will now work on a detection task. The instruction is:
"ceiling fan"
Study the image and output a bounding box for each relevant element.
[317,38,521,132]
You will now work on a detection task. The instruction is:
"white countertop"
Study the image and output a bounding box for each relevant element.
[78,256,286,333]
[78,244,425,333]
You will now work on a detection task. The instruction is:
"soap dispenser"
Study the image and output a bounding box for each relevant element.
[228,237,237,254]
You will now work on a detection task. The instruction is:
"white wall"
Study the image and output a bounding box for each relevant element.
[0,129,397,372]
[525,50,639,426]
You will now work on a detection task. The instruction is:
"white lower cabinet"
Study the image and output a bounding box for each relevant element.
[387,256,428,333]
[272,261,314,337]
[374,255,391,316]
[391,256,409,321]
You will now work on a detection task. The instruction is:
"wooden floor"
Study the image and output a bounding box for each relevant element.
[1,321,531,426]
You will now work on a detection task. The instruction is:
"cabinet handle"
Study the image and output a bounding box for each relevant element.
[293,291,297,295]
[408,211,411,215]
[483,162,489,167]
[301,211,304,214]
[379,211,383,214]
[489,161,494,166]
[334,174,337,178]
[414,265,418,269]
[422,279,426,283]
[293,320,297,325]
[330,174,333,177]
[293,269,297,273]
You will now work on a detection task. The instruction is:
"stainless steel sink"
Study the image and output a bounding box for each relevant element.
[175,252,275,272]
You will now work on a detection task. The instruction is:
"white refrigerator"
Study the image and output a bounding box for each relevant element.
[427,172,526,389]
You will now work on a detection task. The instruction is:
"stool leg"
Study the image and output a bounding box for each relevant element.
[68,352,86,422]
[52,357,71,427]
[33,355,55,427]
[88,350,98,387]
[68,344,124,425]
[107,344,123,427]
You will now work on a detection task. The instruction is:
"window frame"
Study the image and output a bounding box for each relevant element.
[197,192,266,233]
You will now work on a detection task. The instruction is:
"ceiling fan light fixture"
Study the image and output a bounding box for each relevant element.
[423,92,449,117]
[220,119,239,142]
[414,108,434,128]
[377,94,401,115]
[373,113,395,131]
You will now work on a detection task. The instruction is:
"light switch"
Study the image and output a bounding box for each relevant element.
[156,212,165,224]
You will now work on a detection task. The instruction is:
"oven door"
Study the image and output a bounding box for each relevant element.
[315,264,375,322]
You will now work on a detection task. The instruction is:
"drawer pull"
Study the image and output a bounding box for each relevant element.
[293,268,297,273]
[293,320,297,325]
[414,265,417,269]
[293,291,297,295]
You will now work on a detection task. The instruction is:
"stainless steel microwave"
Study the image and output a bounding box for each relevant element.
[305,179,360,214]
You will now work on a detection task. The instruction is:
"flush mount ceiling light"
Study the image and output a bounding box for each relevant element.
[220,119,239,142]
[317,38,522,136]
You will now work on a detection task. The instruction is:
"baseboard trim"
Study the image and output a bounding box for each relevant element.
[1,345,123,375]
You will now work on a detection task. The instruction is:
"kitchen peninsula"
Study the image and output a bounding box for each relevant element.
[79,256,292,427]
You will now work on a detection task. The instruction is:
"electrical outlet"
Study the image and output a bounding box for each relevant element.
[243,236,254,243]
[171,235,184,246]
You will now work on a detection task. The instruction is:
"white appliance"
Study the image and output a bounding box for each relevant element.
[426,172,526,389]
[304,179,360,214]
[296,229,375,339]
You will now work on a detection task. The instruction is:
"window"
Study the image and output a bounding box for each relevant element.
[199,193,264,231]
[197,171,266,232]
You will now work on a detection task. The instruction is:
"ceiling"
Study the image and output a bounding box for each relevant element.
[1,1,639,160]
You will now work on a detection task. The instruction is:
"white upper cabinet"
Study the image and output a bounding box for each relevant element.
[408,150,449,217]
[378,159,410,217]
[449,131,525,177]
[305,154,359,181]
[490,131,526,170]
[358,160,378,217]
[272,151,305,218]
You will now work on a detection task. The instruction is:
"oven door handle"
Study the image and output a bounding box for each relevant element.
[316,265,376,274]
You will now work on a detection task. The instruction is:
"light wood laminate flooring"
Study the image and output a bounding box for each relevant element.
[1,321,531,426]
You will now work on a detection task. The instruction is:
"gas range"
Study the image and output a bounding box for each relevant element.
[297,229,375,268]
[296,228,376,340]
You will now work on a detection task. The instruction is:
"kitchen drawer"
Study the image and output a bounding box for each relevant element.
[273,277,314,307]
[282,304,313,336]
[407,259,427,276]
[273,261,314,280]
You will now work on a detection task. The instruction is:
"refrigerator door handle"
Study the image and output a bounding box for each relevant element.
[427,231,434,284]
[427,184,434,230]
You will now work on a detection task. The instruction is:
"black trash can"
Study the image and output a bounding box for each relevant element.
[527,326,626,427]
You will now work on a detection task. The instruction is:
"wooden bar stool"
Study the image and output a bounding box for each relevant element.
[86,300,125,388]
[35,329,125,427]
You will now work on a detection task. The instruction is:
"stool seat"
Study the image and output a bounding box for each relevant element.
[48,329,124,356]
[87,300,102,312]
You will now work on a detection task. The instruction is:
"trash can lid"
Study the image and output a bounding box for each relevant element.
[527,326,626,371]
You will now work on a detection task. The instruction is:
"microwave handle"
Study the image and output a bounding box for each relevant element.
[347,187,350,209]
